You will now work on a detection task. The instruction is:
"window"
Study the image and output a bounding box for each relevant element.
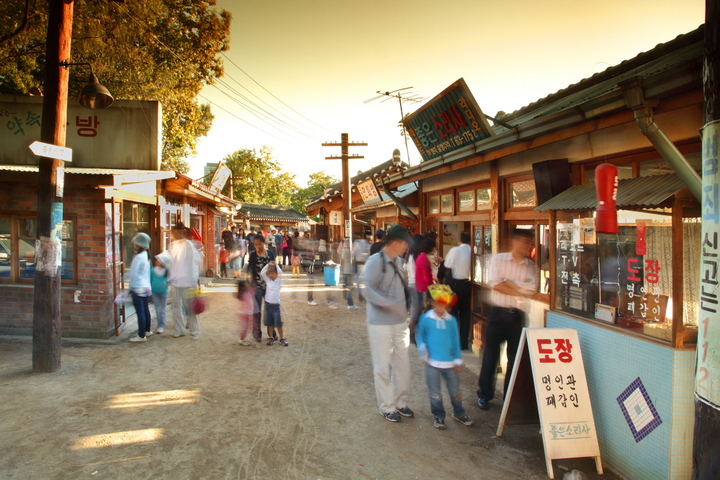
[0,214,76,283]
[458,190,475,212]
[428,195,440,214]
[554,212,698,344]
[441,194,453,213]
[476,187,491,210]
[509,179,537,208]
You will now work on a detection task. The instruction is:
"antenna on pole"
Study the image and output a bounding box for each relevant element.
[365,87,424,166]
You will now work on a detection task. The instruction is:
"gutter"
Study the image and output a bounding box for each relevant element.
[620,79,701,201]
[379,177,418,220]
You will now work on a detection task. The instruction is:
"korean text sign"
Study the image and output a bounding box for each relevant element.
[402,78,494,163]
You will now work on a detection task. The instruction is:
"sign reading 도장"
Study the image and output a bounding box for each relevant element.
[402,78,494,163]
[497,328,602,478]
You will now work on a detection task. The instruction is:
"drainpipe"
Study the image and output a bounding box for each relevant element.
[380,177,418,220]
[621,79,701,201]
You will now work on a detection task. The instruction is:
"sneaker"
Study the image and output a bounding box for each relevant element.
[156,328,164,334]
[347,305,359,310]
[433,417,447,429]
[328,303,338,310]
[145,331,153,337]
[129,335,146,343]
[397,406,414,417]
[172,333,185,338]
[477,398,490,410]
[452,414,474,426]
[279,338,289,346]
[308,300,318,306]
[266,337,275,346]
[239,340,251,346]
[191,335,200,341]
[381,411,401,422]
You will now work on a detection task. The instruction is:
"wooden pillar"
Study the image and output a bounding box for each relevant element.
[32,0,74,372]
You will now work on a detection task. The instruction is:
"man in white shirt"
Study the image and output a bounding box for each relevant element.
[476,228,536,410]
[443,231,472,349]
[167,222,201,339]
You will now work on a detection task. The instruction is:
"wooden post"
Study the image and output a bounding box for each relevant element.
[694,0,720,477]
[32,0,74,372]
[322,133,367,239]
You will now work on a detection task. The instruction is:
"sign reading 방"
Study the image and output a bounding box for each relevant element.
[402,78,494,163]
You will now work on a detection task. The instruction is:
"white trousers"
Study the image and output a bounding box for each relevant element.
[367,322,411,414]
[172,286,199,336]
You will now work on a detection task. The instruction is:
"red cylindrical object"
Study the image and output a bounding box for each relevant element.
[595,163,618,234]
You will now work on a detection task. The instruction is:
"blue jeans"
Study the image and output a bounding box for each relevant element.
[425,364,466,419]
[263,302,282,328]
[151,292,167,330]
[252,287,265,340]
[131,292,151,338]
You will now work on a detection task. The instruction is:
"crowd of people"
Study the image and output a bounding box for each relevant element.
[127,220,537,430]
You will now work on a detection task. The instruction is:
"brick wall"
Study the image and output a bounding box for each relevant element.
[0,183,119,339]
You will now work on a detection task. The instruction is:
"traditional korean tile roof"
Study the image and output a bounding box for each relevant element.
[236,203,309,223]
[535,173,686,211]
[306,159,409,207]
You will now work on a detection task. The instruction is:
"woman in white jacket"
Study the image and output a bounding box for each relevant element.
[129,233,152,343]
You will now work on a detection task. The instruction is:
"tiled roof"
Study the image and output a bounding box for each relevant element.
[236,203,309,222]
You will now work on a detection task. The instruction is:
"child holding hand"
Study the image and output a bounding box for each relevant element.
[416,284,473,429]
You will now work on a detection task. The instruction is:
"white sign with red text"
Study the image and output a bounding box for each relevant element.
[498,328,602,478]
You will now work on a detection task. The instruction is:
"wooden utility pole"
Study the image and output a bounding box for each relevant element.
[322,134,367,239]
[32,0,74,372]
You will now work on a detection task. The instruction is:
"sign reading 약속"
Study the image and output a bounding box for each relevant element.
[497,328,602,478]
[402,78,494,163]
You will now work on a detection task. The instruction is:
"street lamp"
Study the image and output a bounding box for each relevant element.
[59,60,114,109]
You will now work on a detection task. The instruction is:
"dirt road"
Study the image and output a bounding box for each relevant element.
[0,274,614,480]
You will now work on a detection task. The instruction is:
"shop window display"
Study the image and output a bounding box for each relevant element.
[555,213,699,343]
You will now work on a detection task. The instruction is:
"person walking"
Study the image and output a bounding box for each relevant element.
[361,225,414,422]
[369,228,385,256]
[444,231,472,350]
[476,228,536,410]
[246,234,276,345]
[151,252,170,334]
[410,237,437,342]
[129,233,152,343]
[168,222,201,339]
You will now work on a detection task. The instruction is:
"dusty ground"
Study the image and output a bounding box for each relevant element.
[0,273,618,480]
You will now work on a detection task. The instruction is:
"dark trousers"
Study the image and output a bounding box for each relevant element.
[447,278,471,350]
[131,292,151,338]
[252,287,266,340]
[477,306,525,402]
[342,273,355,306]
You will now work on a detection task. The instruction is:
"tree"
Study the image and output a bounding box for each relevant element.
[223,146,299,205]
[290,171,339,222]
[0,0,231,173]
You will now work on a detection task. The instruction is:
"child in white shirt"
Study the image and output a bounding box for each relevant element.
[260,261,287,346]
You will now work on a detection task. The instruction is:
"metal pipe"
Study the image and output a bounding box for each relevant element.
[633,106,701,201]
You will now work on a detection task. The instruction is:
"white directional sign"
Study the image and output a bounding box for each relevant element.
[29,141,73,162]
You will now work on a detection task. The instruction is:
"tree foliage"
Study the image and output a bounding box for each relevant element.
[289,171,339,222]
[222,147,299,206]
[0,0,231,173]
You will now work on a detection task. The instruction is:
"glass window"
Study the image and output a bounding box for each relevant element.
[0,217,10,279]
[458,190,475,212]
[428,195,440,214]
[510,179,537,208]
[476,187,491,210]
[18,219,35,280]
[554,212,695,343]
[61,220,74,281]
[441,194,453,213]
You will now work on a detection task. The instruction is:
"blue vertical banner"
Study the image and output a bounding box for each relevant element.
[698,119,720,410]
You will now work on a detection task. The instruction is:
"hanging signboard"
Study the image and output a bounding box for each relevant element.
[497,328,602,478]
[328,211,342,226]
[208,163,232,193]
[402,78,494,163]
[357,179,381,205]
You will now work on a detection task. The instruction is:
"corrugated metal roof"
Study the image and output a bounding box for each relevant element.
[535,174,687,211]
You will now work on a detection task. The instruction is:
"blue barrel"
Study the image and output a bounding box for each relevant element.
[324,265,340,286]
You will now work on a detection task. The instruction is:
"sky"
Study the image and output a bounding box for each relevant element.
[188,0,705,187]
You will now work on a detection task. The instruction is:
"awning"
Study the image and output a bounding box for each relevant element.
[535,173,687,211]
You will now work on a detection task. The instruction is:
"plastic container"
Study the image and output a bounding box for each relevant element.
[324,265,340,286]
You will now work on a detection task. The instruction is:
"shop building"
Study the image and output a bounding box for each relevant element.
[383,27,704,480]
